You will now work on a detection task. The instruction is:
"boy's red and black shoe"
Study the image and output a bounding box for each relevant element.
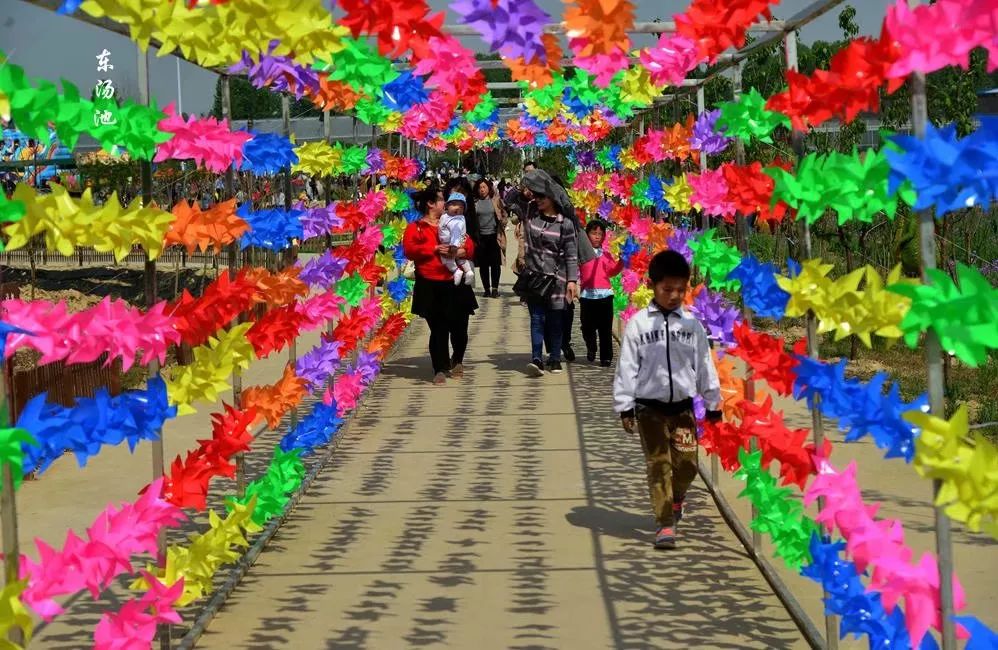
[654,527,676,549]
[673,501,684,525]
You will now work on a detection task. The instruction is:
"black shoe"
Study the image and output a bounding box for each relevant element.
[586,348,596,363]
[526,359,545,377]
[562,346,576,363]
[600,360,612,368]
[548,359,563,374]
[491,289,499,298]
[482,290,491,298]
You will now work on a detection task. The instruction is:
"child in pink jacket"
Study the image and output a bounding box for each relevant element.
[579,220,623,366]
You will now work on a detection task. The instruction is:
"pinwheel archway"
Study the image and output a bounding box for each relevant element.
[0,0,996,649]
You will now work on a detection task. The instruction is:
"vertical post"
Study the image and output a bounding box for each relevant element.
[282,94,298,429]
[139,45,170,650]
[221,75,246,497]
[175,57,183,115]
[909,26,956,650]
[0,353,21,647]
[696,84,709,231]
[695,81,718,488]
[730,62,761,553]
[785,29,838,650]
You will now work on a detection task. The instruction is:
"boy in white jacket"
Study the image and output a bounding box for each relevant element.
[613,250,722,549]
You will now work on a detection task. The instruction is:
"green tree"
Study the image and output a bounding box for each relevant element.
[209,77,320,122]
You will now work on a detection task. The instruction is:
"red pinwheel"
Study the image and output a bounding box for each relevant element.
[721,162,789,225]
[162,403,255,510]
[676,0,777,60]
[729,322,798,396]
[246,305,306,358]
[168,271,259,346]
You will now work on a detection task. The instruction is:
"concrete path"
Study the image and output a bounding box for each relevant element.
[197,282,804,649]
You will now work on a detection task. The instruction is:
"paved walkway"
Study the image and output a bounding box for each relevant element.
[197,280,805,649]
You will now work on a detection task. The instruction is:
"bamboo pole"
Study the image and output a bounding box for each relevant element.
[730,62,762,553]
[282,94,298,430]
[908,16,956,646]
[137,44,171,650]
[785,29,839,650]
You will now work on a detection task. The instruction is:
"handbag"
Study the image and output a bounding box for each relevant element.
[512,270,556,300]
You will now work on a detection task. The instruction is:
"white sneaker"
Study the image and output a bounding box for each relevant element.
[453,269,464,285]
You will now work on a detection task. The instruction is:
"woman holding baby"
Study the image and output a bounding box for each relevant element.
[402,183,479,385]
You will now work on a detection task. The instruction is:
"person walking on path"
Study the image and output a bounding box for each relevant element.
[514,172,579,376]
[514,170,596,362]
[613,250,723,549]
[474,178,507,298]
[579,220,623,367]
[403,184,479,385]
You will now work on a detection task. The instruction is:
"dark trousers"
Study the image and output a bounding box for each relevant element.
[478,233,502,291]
[580,296,614,362]
[528,301,563,363]
[426,311,469,375]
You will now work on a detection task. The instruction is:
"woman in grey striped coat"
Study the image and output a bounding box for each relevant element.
[520,171,579,376]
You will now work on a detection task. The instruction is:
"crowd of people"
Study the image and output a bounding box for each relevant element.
[402,160,724,550]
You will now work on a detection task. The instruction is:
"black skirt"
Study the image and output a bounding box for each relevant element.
[476,232,502,268]
[411,274,479,320]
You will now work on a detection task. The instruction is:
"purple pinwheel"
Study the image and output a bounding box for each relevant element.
[666,228,699,264]
[298,250,350,288]
[365,148,386,175]
[597,200,614,220]
[295,338,343,390]
[298,203,345,240]
[451,0,551,63]
[690,289,741,348]
[353,351,382,386]
[690,110,732,156]
[576,150,597,168]
[229,41,320,99]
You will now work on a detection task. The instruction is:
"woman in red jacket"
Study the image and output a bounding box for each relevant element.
[403,184,479,385]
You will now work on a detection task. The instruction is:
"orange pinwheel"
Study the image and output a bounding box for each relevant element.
[307,74,365,111]
[166,199,248,253]
[241,364,308,428]
[564,0,634,58]
[242,266,309,307]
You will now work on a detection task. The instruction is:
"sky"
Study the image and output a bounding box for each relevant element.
[1,0,892,116]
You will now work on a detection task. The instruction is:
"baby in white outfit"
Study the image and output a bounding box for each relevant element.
[439,192,475,286]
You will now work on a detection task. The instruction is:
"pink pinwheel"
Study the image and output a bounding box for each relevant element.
[355,225,385,255]
[94,573,183,650]
[689,168,736,220]
[620,305,638,324]
[572,171,600,191]
[640,34,704,86]
[16,479,183,619]
[621,269,642,294]
[629,216,653,242]
[885,0,998,78]
[573,51,631,86]
[155,104,252,173]
[331,371,364,416]
[295,292,346,331]
[358,190,388,220]
[806,457,968,644]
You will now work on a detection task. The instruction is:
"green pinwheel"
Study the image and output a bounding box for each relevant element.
[889,263,998,367]
[717,88,790,144]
